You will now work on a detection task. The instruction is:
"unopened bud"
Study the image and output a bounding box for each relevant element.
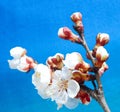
[98,62,108,76]
[71,12,82,23]
[96,46,109,62]
[46,53,64,70]
[72,70,94,83]
[75,61,90,73]
[94,60,104,68]
[76,90,90,105]
[96,33,110,46]
[58,27,82,43]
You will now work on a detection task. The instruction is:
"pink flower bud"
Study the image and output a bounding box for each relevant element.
[75,61,90,73]
[96,46,109,62]
[58,27,82,43]
[75,21,84,33]
[26,56,36,69]
[76,90,90,105]
[72,70,95,83]
[94,60,104,68]
[98,62,108,76]
[96,33,110,46]
[71,12,82,23]
[46,53,64,70]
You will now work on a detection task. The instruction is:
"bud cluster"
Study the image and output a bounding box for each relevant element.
[8,12,110,111]
[86,33,110,76]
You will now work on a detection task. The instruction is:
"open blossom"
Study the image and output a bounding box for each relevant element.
[8,55,35,72]
[8,47,35,72]
[58,27,82,43]
[64,52,83,69]
[46,53,64,70]
[96,46,109,62]
[46,67,80,109]
[32,64,51,99]
[96,33,110,46]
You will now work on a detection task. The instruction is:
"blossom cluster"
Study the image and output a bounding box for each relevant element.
[8,12,110,110]
[8,47,93,109]
[58,12,109,77]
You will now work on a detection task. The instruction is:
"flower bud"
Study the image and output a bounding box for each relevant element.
[72,70,84,83]
[58,27,82,43]
[76,90,90,105]
[72,70,95,83]
[96,46,109,62]
[96,33,110,46]
[71,12,82,23]
[75,61,90,73]
[64,52,83,69]
[26,56,36,69]
[98,62,108,76]
[46,53,64,70]
[94,60,104,68]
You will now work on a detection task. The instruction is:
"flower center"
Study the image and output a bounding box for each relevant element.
[58,80,68,91]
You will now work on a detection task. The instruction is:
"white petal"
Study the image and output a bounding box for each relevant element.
[55,90,68,104]
[8,59,20,69]
[67,80,80,98]
[34,64,51,84]
[37,86,50,99]
[10,47,26,59]
[65,97,79,109]
[53,70,62,81]
[64,52,82,69]
[32,73,41,87]
[61,66,72,80]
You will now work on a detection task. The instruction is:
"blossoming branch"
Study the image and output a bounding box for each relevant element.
[8,12,111,112]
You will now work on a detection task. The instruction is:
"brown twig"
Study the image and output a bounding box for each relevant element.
[73,26,110,112]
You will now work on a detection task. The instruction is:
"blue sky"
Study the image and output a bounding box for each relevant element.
[0,0,120,112]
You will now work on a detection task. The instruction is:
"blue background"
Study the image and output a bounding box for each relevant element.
[0,0,120,112]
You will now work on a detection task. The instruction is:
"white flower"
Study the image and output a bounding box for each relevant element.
[8,55,32,72]
[10,46,26,59]
[46,67,80,109]
[64,52,83,69]
[32,64,51,99]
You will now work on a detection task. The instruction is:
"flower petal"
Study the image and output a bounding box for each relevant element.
[61,67,72,80]
[55,90,68,104]
[67,79,80,98]
[65,97,79,109]
[8,59,20,69]
[64,52,83,69]
[34,64,51,84]
[10,46,26,59]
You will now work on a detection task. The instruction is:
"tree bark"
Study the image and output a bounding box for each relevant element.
[96,92,111,112]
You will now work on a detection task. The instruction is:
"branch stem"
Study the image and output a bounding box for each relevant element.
[75,30,111,112]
